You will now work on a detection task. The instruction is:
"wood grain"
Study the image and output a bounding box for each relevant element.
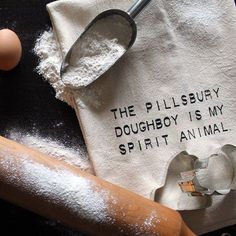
[0,136,195,236]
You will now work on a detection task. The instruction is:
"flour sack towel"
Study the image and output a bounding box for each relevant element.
[46,0,236,234]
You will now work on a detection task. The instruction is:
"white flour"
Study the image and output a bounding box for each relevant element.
[34,29,74,107]
[6,129,94,174]
[34,15,131,107]
[62,15,131,88]
[0,152,108,223]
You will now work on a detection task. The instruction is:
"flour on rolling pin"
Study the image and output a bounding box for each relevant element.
[0,147,167,235]
[0,153,109,223]
[5,129,93,173]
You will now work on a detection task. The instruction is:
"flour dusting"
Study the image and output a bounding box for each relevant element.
[0,152,108,223]
[62,15,131,88]
[6,129,93,174]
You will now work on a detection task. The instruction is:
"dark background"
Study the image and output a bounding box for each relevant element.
[0,1,235,235]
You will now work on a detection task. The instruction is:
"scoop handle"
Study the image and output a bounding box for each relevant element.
[127,0,152,19]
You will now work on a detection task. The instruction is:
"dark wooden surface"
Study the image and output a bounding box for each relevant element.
[0,1,235,235]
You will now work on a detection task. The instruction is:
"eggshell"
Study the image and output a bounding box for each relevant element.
[0,29,22,71]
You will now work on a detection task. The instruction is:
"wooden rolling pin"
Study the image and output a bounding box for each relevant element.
[0,136,195,236]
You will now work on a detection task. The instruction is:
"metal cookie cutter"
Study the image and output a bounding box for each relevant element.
[178,170,211,197]
[179,158,210,196]
[153,150,236,210]
[179,154,234,196]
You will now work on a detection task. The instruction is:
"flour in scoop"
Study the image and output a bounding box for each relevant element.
[62,14,132,88]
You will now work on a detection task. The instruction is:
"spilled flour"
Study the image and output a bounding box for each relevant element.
[34,15,132,108]
[5,129,93,174]
[34,29,75,107]
[62,15,131,88]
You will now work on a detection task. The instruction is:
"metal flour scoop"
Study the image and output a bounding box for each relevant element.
[60,0,152,89]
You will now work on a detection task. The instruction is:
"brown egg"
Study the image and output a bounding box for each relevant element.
[0,29,22,71]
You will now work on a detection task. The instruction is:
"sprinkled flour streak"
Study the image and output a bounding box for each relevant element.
[0,152,108,223]
[144,211,160,228]
[123,210,165,236]
[6,129,93,174]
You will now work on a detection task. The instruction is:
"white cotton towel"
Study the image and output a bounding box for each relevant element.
[45,0,236,234]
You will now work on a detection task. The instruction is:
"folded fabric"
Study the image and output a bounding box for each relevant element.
[43,0,236,234]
